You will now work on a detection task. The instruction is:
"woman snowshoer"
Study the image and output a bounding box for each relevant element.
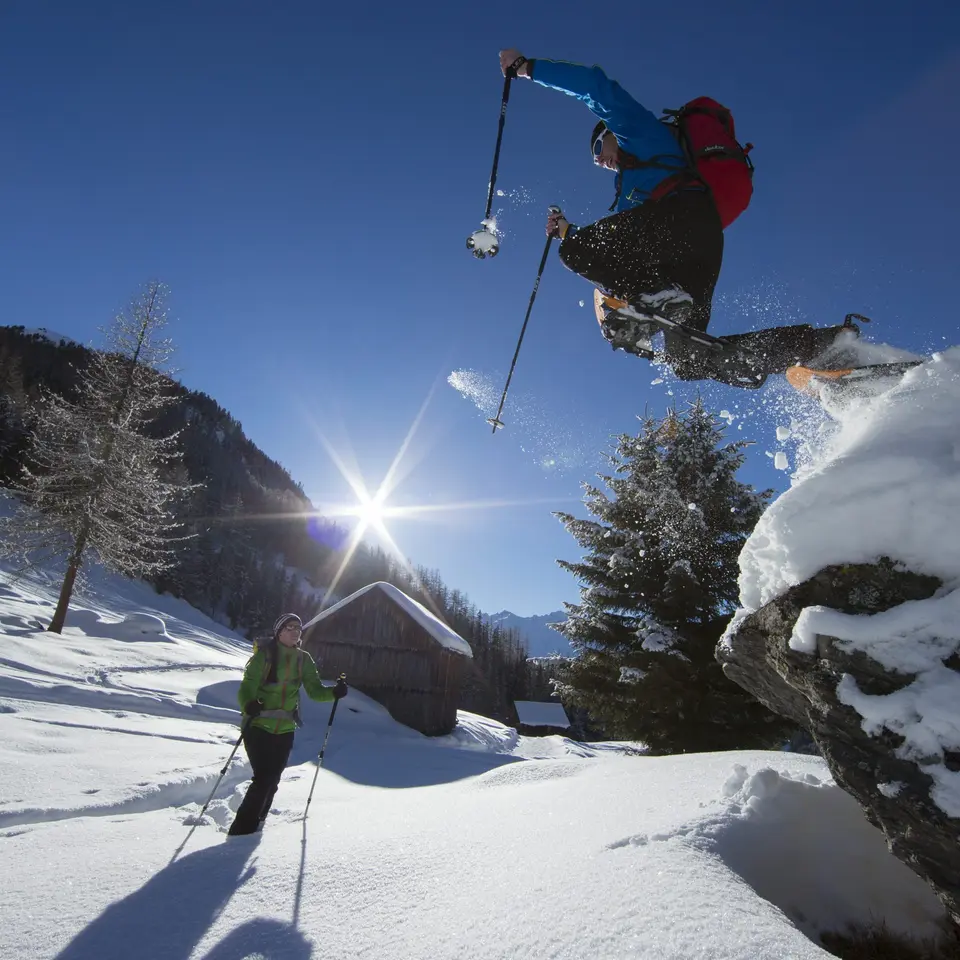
[228,613,348,836]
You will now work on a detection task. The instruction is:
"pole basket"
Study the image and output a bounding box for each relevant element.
[466,225,499,259]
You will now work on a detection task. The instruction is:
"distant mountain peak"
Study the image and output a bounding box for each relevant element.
[490,609,573,659]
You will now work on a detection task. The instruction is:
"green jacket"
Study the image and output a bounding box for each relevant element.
[237,643,334,735]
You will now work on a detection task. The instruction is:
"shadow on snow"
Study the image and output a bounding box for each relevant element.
[52,836,316,960]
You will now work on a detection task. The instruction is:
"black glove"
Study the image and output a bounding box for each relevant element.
[332,678,348,700]
[244,700,262,717]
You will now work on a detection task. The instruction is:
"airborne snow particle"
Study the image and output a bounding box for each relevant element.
[776,426,792,441]
[774,452,789,471]
[447,368,600,476]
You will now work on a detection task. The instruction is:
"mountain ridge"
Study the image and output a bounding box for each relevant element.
[490,609,573,658]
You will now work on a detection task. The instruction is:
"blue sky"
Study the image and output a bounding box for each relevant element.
[2,1,958,616]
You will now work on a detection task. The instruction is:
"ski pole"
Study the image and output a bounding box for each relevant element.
[195,717,252,822]
[302,674,345,820]
[483,74,513,222]
[487,206,561,433]
[170,715,252,862]
[466,64,519,259]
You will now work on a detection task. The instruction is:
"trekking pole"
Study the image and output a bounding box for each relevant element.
[170,716,251,862]
[196,717,252,822]
[302,674,346,820]
[466,67,517,259]
[487,206,561,433]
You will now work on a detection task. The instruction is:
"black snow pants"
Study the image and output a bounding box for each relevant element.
[559,190,844,384]
[559,189,724,333]
[228,725,294,836]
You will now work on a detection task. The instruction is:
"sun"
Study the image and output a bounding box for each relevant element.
[295,377,578,616]
[350,493,386,529]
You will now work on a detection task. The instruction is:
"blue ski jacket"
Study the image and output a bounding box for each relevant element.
[530,59,690,213]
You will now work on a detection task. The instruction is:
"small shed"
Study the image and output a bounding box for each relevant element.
[514,700,571,737]
[301,581,473,736]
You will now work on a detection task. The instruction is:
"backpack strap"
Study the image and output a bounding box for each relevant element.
[607,151,692,211]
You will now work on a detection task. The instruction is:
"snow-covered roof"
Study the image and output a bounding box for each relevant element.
[514,700,570,728]
[302,581,473,658]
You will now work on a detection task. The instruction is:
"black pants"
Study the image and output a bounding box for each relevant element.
[672,324,852,384]
[559,191,847,384]
[559,189,724,333]
[228,725,294,836]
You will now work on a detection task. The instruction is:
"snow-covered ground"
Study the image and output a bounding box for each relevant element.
[1,554,951,959]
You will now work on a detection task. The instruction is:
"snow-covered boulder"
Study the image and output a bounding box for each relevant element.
[718,560,959,928]
[112,613,171,641]
[719,349,960,930]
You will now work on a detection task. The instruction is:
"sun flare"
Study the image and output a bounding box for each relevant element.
[350,494,385,529]
[296,378,577,617]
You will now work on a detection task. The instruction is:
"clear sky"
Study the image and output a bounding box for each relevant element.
[2,1,958,616]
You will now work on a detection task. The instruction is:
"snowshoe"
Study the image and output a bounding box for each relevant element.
[785,360,924,398]
[593,289,768,389]
[593,292,873,391]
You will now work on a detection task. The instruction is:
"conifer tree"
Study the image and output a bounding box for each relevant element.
[553,400,792,752]
[1,283,188,633]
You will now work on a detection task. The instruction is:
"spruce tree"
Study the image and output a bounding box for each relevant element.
[1,283,188,633]
[553,400,792,753]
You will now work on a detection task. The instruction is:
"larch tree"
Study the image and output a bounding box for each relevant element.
[1,282,188,633]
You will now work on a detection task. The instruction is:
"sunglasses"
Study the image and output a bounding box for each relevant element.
[593,129,609,159]
[282,622,302,632]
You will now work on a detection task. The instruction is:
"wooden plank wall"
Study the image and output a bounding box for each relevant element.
[303,590,467,735]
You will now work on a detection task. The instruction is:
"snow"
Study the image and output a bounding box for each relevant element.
[302,580,473,657]
[514,700,570,728]
[728,345,960,820]
[2,555,952,959]
[736,348,960,609]
[447,368,600,475]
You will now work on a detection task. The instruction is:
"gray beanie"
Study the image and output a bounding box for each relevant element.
[273,613,302,638]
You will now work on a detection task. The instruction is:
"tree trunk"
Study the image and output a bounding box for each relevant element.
[48,526,89,634]
[48,557,80,634]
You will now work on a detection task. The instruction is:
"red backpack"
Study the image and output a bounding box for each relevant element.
[652,97,754,228]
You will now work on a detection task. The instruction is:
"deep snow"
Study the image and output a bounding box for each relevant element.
[1,551,950,959]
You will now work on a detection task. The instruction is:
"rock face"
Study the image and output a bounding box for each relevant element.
[718,559,960,929]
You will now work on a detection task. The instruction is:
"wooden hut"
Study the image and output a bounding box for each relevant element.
[301,581,473,736]
[514,700,571,737]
